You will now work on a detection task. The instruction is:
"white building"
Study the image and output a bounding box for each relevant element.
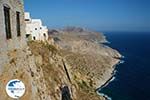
[25,12,48,41]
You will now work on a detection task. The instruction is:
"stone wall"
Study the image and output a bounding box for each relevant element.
[0,0,27,75]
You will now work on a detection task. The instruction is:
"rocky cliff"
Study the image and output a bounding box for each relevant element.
[0,27,121,100]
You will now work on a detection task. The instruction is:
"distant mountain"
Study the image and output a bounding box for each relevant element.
[62,26,85,33]
[49,27,107,43]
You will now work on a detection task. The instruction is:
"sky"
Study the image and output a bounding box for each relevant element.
[24,0,150,32]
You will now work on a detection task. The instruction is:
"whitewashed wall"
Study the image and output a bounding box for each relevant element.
[25,12,48,41]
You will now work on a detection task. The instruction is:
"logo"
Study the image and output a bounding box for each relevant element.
[6,79,25,99]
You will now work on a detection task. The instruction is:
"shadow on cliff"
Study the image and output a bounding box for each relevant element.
[61,85,72,100]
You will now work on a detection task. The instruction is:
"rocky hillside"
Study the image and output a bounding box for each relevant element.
[0,27,121,100]
[49,27,107,44]
[48,27,121,99]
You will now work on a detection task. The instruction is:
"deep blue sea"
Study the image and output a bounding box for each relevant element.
[99,32,150,100]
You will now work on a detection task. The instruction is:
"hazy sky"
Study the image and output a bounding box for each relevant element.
[24,0,150,32]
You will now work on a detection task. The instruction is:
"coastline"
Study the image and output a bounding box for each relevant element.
[49,29,123,100]
[96,58,124,100]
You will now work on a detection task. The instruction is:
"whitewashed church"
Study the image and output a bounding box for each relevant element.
[25,12,48,41]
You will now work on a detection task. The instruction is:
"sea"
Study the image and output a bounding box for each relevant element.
[98,32,150,100]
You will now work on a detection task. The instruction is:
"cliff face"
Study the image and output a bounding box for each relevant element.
[0,27,121,100]
[0,45,50,100]
[27,41,73,100]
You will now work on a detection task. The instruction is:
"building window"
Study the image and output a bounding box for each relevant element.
[33,36,36,40]
[26,34,30,38]
[43,33,46,37]
[43,33,46,40]
[25,19,29,21]
[4,6,11,39]
[16,11,21,36]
